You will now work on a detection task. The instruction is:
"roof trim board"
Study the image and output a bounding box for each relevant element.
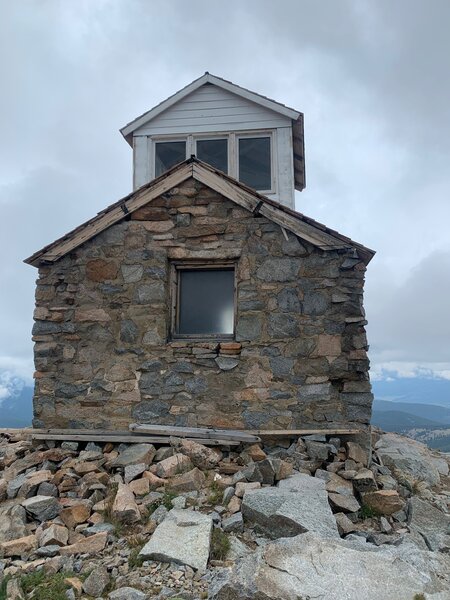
[120,73,301,144]
[24,158,375,267]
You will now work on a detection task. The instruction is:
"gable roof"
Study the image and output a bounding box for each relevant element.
[24,158,375,268]
[120,72,306,192]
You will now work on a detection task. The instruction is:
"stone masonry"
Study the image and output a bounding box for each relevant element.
[32,178,373,431]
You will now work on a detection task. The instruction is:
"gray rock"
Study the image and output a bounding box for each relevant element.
[223,486,236,505]
[227,535,252,560]
[277,288,301,312]
[151,505,169,524]
[83,566,110,597]
[242,473,339,539]
[305,440,330,461]
[111,443,156,467]
[120,319,139,343]
[37,482,58,497]
[7,474,27,499]
[121,264,144,283]
[109,588,146,600]
[328,492,360,513]
[256,258,298,282]
[36,544,61,557]
[154,446,174,462]
[21,495,61,522]
[0,505,27,543]
[215,356,239,371]
[208,532,450,600]
[222,512,244,533]
[409,497,450,551]
[335,512,356,536]
[302,291,329,315]
[171,496,186,510]
[380,516,393,534]
[353,468,377,493]
[61,442,79,451]
[269,356,295,378]
[82,523,116,537]
[367,532,404,546]
[375,433,443,486]
[124,463,146,484]
[140,509,213,571]
[255,458,277,485]
[235,314,262,341]
[268,314,299,338]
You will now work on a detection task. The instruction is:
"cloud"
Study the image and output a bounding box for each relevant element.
[0,358,33,402]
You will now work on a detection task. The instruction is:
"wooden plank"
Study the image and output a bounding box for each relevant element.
[193,163,347,250]
[31,432,239,446]
[248,429,363,436]
[129,423,261,443]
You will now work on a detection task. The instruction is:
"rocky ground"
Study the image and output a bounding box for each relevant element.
[0,429,449,600]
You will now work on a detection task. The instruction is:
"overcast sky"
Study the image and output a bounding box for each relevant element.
[1,0,449,398]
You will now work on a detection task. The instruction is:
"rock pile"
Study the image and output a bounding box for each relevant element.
[0,429,449,599]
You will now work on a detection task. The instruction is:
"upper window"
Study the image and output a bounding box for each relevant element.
[152,132,273,192]
[155,141,186,177]
[173,266,235,337]
[238,136,271,191]
[196,138,228,173]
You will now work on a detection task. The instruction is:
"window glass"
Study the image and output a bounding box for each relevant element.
[177,268,234,335]
[155,141,186,177]
[238,137,271,190]
[196,139,228,173]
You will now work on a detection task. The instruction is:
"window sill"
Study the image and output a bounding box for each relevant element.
[169,335,235,345]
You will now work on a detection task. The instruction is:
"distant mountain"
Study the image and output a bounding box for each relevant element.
[373,398,450,424]
[0,386,33,428]
[371,409,442,431]
[372,377,450,408]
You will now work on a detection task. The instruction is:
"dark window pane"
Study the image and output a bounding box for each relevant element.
[196,139,228,173]
[155,141,186,177]
[238,137,271,190]
[178,269,234,335]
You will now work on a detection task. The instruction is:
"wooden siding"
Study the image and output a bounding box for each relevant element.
[133,84,291,136]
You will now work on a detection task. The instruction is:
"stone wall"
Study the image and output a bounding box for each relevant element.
[32,178,373,431]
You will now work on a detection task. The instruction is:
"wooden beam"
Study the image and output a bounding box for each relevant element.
[248,428,363,436]
[129,423,261,443]
[192,163,347,250]
[31,163,193,265]
[31,431,239,446]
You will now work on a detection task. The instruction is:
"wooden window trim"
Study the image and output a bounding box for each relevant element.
[169,260,237,341]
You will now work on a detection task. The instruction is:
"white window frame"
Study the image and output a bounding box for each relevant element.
[236,131,276,195]
[193,135,230,175]
[151,137,189,179]
[148,130,277,194]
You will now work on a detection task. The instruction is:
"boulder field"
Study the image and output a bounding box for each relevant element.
[0,429,449,599]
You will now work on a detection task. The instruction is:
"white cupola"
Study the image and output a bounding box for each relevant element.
[120,73,305,209]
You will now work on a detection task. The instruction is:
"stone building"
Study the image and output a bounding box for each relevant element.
[25,73,375,432]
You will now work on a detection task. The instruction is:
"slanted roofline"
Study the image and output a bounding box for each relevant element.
[120,72,301,145]
[24,158,374,268]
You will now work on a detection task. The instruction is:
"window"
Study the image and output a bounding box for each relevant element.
[155,141,186,177]
[151,132,274,192]
[196,138,228,173]
[238,136,271,191]
[173,265,235,337]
